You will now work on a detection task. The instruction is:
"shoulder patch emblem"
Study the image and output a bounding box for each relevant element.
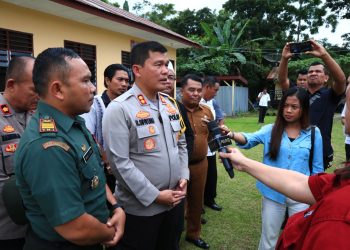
[40,118,57,133]
[42,141,70,151]
[137,94,147,105]
[5,143,17,153]
[136,110,150,119]
[3,125,15,133]
[1,104,11,115]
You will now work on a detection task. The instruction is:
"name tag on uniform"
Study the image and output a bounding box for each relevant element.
[83,146,93,163]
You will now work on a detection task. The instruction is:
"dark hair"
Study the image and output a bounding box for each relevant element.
[180,74,203,88]
[297,69,308,75]
[33,48,80,97]
[5,56,35,82]
[334,162,350,185]
[130,41,167,66]
[103,64,129,88]
[269,87,309,159]
[203,76,218,87]
[309,61,329,75]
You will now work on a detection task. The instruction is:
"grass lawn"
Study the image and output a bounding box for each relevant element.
[179,111,344,250]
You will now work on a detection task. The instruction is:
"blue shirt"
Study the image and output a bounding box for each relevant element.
[237,124,324,204]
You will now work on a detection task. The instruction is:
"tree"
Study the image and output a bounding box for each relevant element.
[168,8,216,37]
[123,0,129,11]
[101,0,119,8]
[222,0,338,42]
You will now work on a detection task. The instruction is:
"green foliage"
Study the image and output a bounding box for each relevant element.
[123,0,129,11]
[101,0,119,8]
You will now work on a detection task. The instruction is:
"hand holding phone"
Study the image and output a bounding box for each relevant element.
[289,41,312,54]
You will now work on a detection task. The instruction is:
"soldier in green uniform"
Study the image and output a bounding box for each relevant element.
[14,48,125,250]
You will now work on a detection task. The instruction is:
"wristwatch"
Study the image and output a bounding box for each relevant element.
[111,203,123,210]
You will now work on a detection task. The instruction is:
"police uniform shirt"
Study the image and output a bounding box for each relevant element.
[15,101,108,241]
[0,94,32,240]
[103,84,189,217]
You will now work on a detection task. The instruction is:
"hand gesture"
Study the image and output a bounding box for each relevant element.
[102,207,126,247]
[219,147,247,171]
[281,43,293,59]
[305,40,327,58]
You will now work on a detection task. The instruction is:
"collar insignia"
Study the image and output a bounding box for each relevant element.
[137,94,147,105]
[159,95,167,105]
[1,104,11,116]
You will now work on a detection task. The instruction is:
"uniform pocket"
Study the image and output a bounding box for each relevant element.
[1,143,18,175]
[136,126,161,153]
[170,120,181,147]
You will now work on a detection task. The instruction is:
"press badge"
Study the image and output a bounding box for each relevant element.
[83,146,93,163]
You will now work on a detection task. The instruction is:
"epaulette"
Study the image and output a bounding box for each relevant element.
[39,116,58,134]
[115,91,133,102]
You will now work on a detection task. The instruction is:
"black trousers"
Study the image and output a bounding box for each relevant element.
[258,106,268,123]
[204,155,217,204]
[0,238,25,250]
[115,204,183,250]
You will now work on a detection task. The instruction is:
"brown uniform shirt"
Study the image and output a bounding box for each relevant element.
[186,104,213,164]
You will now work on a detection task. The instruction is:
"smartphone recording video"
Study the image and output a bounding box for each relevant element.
[289,41,312,54]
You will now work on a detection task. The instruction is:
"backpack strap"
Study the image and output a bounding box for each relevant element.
[309,126,316,175]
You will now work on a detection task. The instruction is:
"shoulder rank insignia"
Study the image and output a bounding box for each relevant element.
[159,95,167,105]
[1,104,12,116]
[3,125,15,133]
[40,118,57,133]
[5,143,17,153]
[42,141,70,151]
[136,110,150,119]
[137,94,147,105]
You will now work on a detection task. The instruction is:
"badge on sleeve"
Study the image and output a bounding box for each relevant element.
[144,138,156,151]
[3,125,15,133]
[137,94,147,105]
[40,118,57,133]
[1,104,11,116]
[42,141,70,151]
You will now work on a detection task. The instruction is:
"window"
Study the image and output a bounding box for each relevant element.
[0,28,33,91]
[121,51,130,68]
[64,40,96,85]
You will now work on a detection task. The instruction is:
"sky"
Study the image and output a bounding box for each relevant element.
[117,0,348,46]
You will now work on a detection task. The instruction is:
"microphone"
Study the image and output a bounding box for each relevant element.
[207,121,234,178]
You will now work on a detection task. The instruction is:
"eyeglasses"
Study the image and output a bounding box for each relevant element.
[283,104,301,111]
[168,75,176,81]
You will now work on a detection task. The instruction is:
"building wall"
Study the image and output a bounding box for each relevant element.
[0,1,176,93]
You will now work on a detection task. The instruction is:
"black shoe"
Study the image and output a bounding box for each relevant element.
[201,217,207,224]
[185,237,210,249]
[204,202,222,211]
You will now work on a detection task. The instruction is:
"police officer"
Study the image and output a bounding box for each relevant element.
[0,56,38,250]
[15,48,125,250]
[103,41,189,250]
